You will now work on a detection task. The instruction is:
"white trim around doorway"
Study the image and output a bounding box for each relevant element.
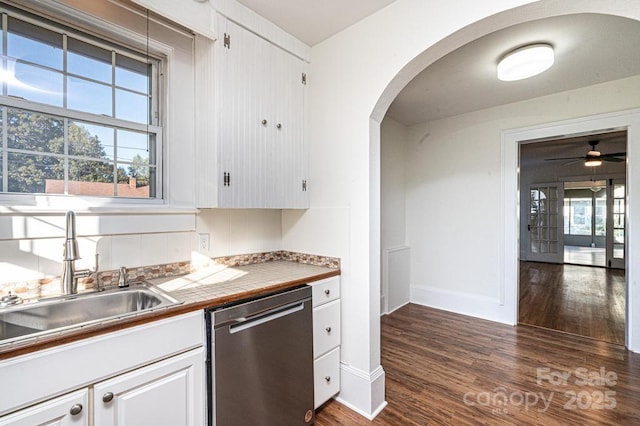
[501,108,640,352]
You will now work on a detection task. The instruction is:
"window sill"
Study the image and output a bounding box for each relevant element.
[0,194,197,216]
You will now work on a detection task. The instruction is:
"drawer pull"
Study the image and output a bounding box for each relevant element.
[325,326,332,333]
[103,392,114,403]
[325,376,331,383]
[324,289,330,295]
[69,404,83,416]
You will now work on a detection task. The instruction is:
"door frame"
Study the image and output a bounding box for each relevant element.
[501,108,640,351]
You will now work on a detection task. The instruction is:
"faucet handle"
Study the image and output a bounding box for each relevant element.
[118,266,129,288]
[92,254,102,291]
[91,253,99,273]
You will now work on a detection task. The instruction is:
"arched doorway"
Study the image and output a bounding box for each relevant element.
[371,0,640,369]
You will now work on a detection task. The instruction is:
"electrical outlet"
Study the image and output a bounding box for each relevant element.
[198,233,210,251]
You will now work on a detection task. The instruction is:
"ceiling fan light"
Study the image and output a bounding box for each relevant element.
[585,159,602,167]
[497,44,554,82]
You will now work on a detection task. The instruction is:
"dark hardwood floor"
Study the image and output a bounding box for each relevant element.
[519,261,625,345]
[315,304,640,425]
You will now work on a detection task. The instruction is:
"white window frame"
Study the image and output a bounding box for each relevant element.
[0,3,165,206]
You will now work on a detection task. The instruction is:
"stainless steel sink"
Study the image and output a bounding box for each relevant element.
[0,283,180,345]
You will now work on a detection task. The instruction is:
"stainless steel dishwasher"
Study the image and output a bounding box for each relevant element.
[206,285,315,425]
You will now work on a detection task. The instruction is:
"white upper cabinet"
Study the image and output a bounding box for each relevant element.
[195,15,308,209]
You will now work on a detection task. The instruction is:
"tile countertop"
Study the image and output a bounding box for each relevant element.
[0,261,340,360]
[152,260,339,307]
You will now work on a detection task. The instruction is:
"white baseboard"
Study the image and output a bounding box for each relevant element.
[335,363,387,420]
[411,285,515,325]
[382,300,410,316]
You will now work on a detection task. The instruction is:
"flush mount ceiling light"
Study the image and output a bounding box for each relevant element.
[497,44,554,81]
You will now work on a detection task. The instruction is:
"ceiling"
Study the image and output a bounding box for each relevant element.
[235,0,397,46]
[231,4,640,128]
[520,130,627,169]
[387,13,640,125]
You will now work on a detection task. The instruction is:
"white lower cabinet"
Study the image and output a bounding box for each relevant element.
[313,347,340,409]
[0,389,89,426]
[94,348,204,426]
[310,276,341,408]
[0,312,205,426]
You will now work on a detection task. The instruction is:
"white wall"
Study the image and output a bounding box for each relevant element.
[380,118,409,313]
[404,75,640,321]
[381,118,408,252]
[197,209,282,257]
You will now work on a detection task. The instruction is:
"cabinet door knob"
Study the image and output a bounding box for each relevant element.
[325,376,331,383]
[103,392,114,403]
[324,289,330,295]
[69,404,83,416]
[261,119,268,126]
[276,123,282,129]
[325,326,332,333]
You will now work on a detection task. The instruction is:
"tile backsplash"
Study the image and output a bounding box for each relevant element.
[0,232,194,286]
[0,250,339,301]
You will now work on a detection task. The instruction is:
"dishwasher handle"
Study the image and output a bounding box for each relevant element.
[228,301,305,334]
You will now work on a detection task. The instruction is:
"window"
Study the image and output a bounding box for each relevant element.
[0,6,161,199]
[564,197,592,236]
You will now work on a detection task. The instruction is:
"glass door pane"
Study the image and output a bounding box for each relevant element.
[528,183,564,263]
[606,180,625,269]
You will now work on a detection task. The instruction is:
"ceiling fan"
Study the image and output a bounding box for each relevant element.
[545,140,626,167]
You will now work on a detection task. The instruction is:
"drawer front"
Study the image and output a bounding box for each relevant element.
[314,347,340,409]
[313,300,340,357]
[311,277,340,308]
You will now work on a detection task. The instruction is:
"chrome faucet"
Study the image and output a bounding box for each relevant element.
[61,211,99,295]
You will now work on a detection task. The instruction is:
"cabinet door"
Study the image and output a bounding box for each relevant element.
[0,389,88,426]
[93,348,205,426]
[218,20,270,208]
[217,17,308,208]
[270,44,307,208]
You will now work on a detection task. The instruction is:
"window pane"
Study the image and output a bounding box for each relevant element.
[7,61,63,106]
[7,152,64,193]
[614,199,624,214]
[68,158,115,196]
[115,165,151,198]
[614,214,624,228]
[7,109,64,154]
[67,76,112,116]
[67,38,112,84]
[614,229,625,244]
[69,121,114,159]
[567,198,592,236]
[115,55,148,92]
[7,17,63,70]
[613,244,624,259]
[613,185,625,198]
[115,89,148,123]
[117,129,150,163]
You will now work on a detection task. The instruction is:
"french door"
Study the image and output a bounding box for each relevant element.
[606,179,626,269]
[527,183,564,263]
